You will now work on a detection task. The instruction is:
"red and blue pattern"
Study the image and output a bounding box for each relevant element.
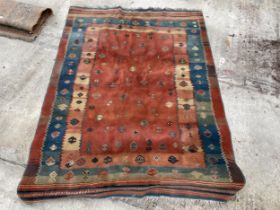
[18,7,245,201]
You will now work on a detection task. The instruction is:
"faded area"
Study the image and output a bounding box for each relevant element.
[0,0,279,210]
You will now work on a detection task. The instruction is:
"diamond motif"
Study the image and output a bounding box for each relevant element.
[96,115,104,121]
[192,46,199,51]
[147,168,157,176]
[92,157,98,163]
[64,171,74,180]
[68,136,77,144]
[188,145,198,153]
[129,66,136,72]
[57,103,68,111]
[190,171,203,179]
[70,118,79,125]
[168,155,178,164]
[135,155,145,164]
[183,104,191,110]
[165,101,174,108]
[130,142,138,151]
[46,157,55,166]
[104,156,112,164]
[60,88,69,95]
[194,65,202,70]
[140,119,149,128]
[51,131,60,138]
[179,81,188,87]
[49,171,57,178]
[49,144,57,151]
[65,160,75,168]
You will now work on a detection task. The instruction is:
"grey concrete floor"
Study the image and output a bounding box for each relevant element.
[0,0,279,209]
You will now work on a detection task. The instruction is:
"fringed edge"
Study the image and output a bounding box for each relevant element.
[69,6,202,13]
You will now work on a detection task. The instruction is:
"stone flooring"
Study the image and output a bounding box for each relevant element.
[0,0,279,209]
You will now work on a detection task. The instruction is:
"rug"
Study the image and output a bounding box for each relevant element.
[0,0,52,41]
[17,7,245,201]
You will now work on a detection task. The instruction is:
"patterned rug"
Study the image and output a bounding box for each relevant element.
[17,7,245,201]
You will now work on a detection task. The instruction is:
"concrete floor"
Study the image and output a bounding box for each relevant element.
[0,0,279,209]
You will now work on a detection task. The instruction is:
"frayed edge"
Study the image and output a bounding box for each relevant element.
[69,6,202,13]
